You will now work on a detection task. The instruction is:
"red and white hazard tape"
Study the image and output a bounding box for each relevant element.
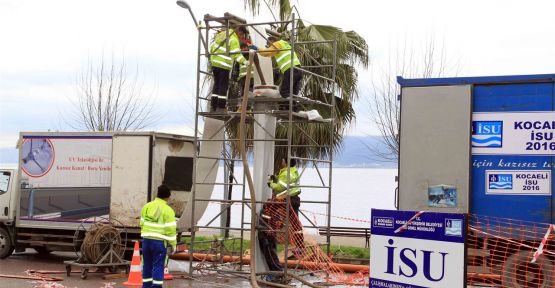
[395,211,424,234]
[531,224,554,263]
[300,209,371,224]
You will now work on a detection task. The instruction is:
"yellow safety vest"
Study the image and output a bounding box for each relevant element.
[270,166,301,196]
[210,30,247,70]
[273,40,301,73]
[140,198,177,247]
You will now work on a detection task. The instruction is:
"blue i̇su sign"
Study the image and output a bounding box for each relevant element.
[472,112,555,154]
[370,209,466,288]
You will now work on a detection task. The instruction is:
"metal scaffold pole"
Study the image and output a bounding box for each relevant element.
[183,11,338,287]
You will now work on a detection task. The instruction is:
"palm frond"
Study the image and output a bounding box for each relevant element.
[235,0,369,163]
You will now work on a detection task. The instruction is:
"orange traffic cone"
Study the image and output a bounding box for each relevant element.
[123,241,142,286]
[163,265,173,280]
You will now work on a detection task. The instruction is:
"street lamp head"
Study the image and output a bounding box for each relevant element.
[176,0,191,10]
[176,0,207,50]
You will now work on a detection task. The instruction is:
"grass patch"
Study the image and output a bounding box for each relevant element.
[184,235,369,260]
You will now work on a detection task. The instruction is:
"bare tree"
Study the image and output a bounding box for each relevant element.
[368,38,461,162]
[68,55,158,131]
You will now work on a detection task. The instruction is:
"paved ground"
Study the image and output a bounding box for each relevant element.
[0,249,255,288]
[0,233,368,288]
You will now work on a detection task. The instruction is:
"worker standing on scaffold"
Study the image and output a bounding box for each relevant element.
[140,185,177,288]
[230,37,257,111]
[209,26,251,111]
[257,36,302,110]
[267,158,305,252]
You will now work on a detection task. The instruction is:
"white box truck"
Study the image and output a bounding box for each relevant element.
[0,131,195,258]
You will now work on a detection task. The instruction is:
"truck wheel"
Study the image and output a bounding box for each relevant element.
[0,226,14,259]
[502,251,555,288]
[34,247,51,256]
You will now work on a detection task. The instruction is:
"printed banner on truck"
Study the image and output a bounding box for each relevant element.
[472,112,555,155]
[486,170,551,195]
[21,136,112,188]
[370,209,466,288]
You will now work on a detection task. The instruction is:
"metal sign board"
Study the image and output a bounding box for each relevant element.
[370,209,466,288]
[485,170,551,195]
[472,112,555,155]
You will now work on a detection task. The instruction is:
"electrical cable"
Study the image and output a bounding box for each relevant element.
[80,223,123,264]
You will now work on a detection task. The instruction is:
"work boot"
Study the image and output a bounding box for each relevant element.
[274,275,291,284]
[210,95,227,113]
[262,275,277,283]
[262,274,290,284]
[210,96,218,112]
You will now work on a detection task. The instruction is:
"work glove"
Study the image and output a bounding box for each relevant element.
[249,45,258,51]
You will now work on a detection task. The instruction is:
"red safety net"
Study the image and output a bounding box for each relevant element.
[197,198,555,287]
[467,214,555,288]
[262,197,369,286]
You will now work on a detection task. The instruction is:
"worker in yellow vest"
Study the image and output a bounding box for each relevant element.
[259,36,302,109]
[236,42,255,101]
[140,185,177,288]
[268,158,301,214]
[267,158,305,251]
[209,26,250,111]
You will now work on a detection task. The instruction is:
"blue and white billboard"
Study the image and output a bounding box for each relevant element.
[370,209,466,288]
[486,170,551,195]
[472,112,555,155]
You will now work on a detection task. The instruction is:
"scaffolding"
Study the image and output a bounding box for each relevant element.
[187,12,338,285]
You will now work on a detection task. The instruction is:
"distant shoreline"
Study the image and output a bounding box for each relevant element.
[1,162,398,169]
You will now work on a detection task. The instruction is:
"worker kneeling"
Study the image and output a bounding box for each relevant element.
[140,185,177,288]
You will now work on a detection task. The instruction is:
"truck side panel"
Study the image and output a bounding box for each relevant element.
[398,85,472,213]
[110,135,150,226]
[471,83,554,223]
[17,135,112,227]
[151,138,194,218]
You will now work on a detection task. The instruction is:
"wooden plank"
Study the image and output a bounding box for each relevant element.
[319,231,368,234]
[0,274,62,281]
[319,229,368,233]
[318,228,370,236]
[203,13,245,26]
[318,227,370,230]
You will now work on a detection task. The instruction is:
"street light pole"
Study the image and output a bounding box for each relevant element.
[176,0,207,50]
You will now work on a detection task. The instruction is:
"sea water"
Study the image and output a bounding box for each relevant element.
[199,167,397,234]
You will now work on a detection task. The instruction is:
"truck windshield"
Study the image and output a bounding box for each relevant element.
[0,172,10,194]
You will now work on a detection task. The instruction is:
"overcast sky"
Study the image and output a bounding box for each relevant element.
[1,0,554,151]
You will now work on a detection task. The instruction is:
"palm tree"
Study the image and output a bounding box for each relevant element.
[228,0,368,163]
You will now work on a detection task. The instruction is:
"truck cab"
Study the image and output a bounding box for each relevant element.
[0,167,17,258]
